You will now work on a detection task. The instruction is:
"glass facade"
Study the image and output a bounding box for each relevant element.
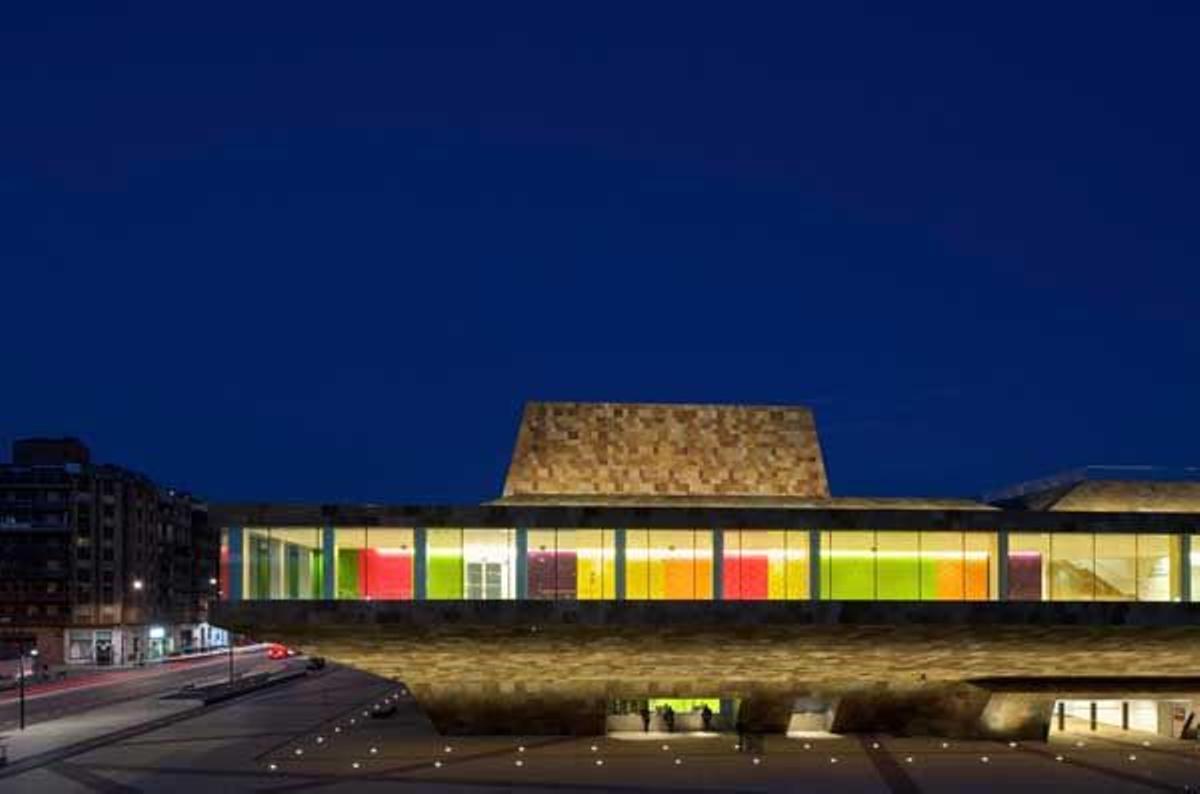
[1007,533,1180,601]
[625,530,713,599]
[426,528,518,600]
[335,528,414,600]
[527,529,617,599]
[722,530,809,599]
[218,526,1190,603]
[242,527,324,600]
[819,531,998,600]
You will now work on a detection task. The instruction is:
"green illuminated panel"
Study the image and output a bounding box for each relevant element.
[337,549,361,599]
[311,550,324,598]
[427,529,464,599]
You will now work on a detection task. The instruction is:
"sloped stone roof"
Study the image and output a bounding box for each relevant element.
[501,401,830,500]
[1047,480,1200,512]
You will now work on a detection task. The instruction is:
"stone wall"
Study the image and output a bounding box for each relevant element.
[217,601,1200,738]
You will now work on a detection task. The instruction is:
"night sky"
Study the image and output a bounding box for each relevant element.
[3,5,1198,503]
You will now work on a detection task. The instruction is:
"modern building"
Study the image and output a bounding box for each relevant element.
[0,438,221,667]
[211,402,1200,739]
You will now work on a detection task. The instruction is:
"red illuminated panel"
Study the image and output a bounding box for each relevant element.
[364,549,413,599]
[723,550,743,599]
[219,543,230,599]
[723,552,768,599]
[740,555,769,599]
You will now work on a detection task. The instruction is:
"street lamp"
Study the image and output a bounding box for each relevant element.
[15,641,37,730]
[131,579,144,591]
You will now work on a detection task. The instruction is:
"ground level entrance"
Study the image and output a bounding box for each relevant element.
[606,698,735,736]
[1051,698,1194,738]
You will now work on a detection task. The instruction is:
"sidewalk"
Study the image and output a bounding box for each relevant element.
[0,696,199,771]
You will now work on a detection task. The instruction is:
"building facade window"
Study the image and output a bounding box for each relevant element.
[625,529,713,600]
[335,527,412,599]
[527,529,617,600]
[425,528,517,600]
[819,531,998,600]
[240,527,324,600]
[722,529,809,599]
[1007,533,1179,601]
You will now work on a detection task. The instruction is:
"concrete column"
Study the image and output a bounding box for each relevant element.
[997,529,1010,601]
[615,529,626,600]
[414,527,427,601]
[809,529,821,601]
[227,526,243,601]
[515,528,528,600]
[1180,534,1192,602]
[322,524,335,599]
[712,529,724,600]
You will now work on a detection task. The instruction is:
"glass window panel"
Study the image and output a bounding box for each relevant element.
[1193,536,1200,603]
[575,529,616,599]
[963,531,998,600]
[626,530,650,599]
[1008,533,1049,601]
[628,530,711,600]
[244,527,272,600]
[722,530,746,600]
[824,531,876,599]
[463,529,516,599]
[426,528,463,599]
[1050,533,1095,601]
[876,531,920,599]
[919,532,962,601]
[740,531,775,600]
[651,530,690,599]
[272,528,322,600]
[1136,535,1177,602]
[784,531,809,600]
[335,528,367,600]
[724,530,803,600]
[527,529,559,599]
[694,530,713,600]
[365,528,414,600]
[219,529,230,600]
[1093,534,1136,601]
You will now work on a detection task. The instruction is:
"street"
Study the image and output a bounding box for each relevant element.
[0,646,277,732]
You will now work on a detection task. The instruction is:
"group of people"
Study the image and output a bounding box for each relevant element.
[638,703,715,733]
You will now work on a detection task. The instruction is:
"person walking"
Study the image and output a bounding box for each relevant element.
[663,704,675,734]
[639,705,651,733]
[701,704,713,732]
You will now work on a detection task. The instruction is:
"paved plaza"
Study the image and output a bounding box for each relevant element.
[4,664,1200,792]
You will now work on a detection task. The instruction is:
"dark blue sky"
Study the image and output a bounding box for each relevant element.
[3,4,1198,503]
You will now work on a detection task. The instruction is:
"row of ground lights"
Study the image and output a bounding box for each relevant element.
[267,687,407,772]
[267,702,1175,774]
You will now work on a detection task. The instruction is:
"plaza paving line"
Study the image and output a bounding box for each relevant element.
[45,760,143,794]
[857,735,921,794]
[1062,731,1200,765]
[1000,739,1185,792]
